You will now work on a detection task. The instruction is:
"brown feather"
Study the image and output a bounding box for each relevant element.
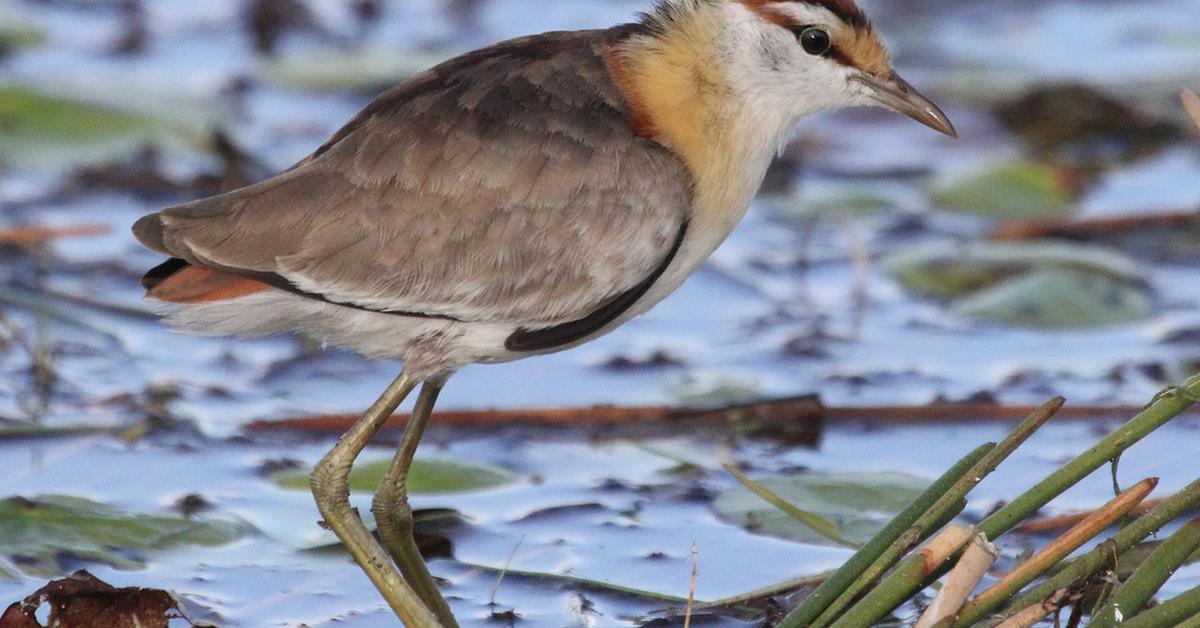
[138,27,693,326]
[147,263,271,303]
[132,214,171,255]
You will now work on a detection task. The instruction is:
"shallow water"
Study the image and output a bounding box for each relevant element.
[3,0,1200,625]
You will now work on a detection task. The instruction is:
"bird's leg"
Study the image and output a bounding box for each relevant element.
[373,376,458,627]
[309,371,442,627]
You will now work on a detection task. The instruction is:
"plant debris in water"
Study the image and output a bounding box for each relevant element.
[0,496,249,578]
[995,83,1186,167]
[713,471,928,547]
[270,457,517,495]
[933,161,1077,220]
[0,570,214,628]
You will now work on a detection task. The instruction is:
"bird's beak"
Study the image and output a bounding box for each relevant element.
[851,73,958,138]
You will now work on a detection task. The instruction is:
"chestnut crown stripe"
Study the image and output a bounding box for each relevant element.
[739,0,869,30]
[736,0,890,77]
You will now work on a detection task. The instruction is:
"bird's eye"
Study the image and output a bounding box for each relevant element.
[797,27,832,56]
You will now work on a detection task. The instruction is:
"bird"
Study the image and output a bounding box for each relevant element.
[132,0,955,624]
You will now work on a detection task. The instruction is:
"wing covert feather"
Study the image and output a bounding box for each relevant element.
[156,27,694,326]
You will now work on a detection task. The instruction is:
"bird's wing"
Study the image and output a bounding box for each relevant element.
[143,27,693,327]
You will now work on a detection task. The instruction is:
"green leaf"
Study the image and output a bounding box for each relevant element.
[712,472,930,547]
[0,85,195,166]
[724,464,858,548]
[0,495,250,578]
[257,49,457,92]
[954,267,1153,328]
[0,22,45,50]
[771,191,895,223]
[270,457,516,495]
[669,376,762,407]
[887,240,1144,299]
[0,424,113,441]
[934,161,1075,220]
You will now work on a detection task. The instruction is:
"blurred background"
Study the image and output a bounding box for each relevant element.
[2,0,1200,626]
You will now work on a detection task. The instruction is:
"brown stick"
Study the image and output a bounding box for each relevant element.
[993,589,1075,628]
[248,399,1193,433]
[0,224,110,246]
[990,211,1199,242]
[1015,498,1172,535]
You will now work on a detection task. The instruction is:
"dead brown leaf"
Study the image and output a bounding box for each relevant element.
[0,570,200,628]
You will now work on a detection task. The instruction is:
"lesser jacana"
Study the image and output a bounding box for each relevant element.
[134,0,955,623]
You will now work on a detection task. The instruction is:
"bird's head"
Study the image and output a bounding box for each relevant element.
[623,0,956,140]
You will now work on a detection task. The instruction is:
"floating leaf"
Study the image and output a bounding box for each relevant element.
[669,375,762,407]
[772,191,895,223]
[724,464,857,548]
[0,496,250,578]
[257,49,456,92]
[954,268,1153,328]
[934,162,1075,220]
[0,22,45,50]
[270,457,516,495]
[0,86,194,166]
[713,472,929,547]
[887,240,1144,299]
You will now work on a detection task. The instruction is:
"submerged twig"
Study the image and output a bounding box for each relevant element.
[461,561,694,605]
[488,536,524,606]
[684,543,698,628]
[723,463,857,548]
[0,290,126,347]
[701,572,831,608]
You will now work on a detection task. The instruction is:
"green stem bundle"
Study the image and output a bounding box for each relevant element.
[775,443,994,628]
[779,375,1200,628]
[1089,518,1200,628]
